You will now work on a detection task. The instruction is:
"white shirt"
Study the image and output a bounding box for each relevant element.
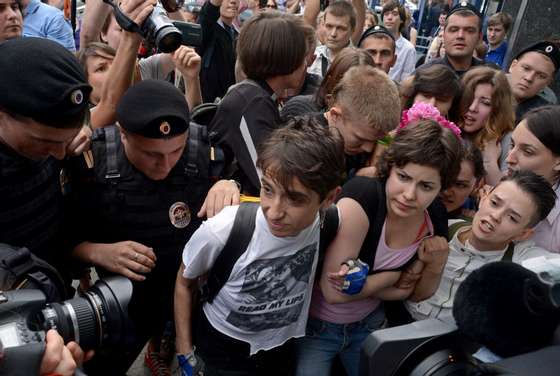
[405,220,560,324]
[389,35,417,83]
[307,44,332,79]
[182,205,321,354]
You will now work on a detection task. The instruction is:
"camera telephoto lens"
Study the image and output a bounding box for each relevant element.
[39,276,133,350]
[155,25,183,53]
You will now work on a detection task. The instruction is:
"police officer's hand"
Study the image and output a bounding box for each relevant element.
[198,179,240,219]
[66,126,92,157]
[172,46,201,80]
[94,241,157,281]
[40,330,94,376]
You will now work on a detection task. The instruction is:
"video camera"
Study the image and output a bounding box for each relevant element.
[0,276,133,376]
[103,0,202,53]
[361,260,560,376]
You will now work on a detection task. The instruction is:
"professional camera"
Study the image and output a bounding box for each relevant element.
[360,260,560,376]
[103,0,202,52]
[0,276,133,375]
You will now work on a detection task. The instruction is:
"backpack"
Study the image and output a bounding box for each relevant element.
[0,243,67,302]
[200,203,339,303]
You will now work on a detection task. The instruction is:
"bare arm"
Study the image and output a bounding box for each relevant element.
[303,0,320,28]
[319,197,369,303]
[350,0,366,45]
[408,237,448,302]
[174,264,197,354]
[325,270,401,303]
[79,0,112,49]
[91,0,155,128]
[171,46,203,109]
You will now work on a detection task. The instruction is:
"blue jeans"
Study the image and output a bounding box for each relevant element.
[295,307,386,376]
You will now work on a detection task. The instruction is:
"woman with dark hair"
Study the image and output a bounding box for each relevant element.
[506,105,560,253]
[400,64,462,120]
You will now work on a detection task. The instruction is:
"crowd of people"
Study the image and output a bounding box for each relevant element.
[0,0,559,375]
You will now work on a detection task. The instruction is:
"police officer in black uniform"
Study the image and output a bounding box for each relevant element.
[0,37,92,286]
[67,79,239,375]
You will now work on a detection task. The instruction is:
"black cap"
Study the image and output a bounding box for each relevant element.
[116,80,190,138]
[515,41,560,72]
[358,25,395,47]
[0,37,91,128]
[447,1,482,19]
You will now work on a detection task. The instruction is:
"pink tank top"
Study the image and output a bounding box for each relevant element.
[310,212,434,324]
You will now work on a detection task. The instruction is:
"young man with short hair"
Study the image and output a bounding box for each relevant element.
[382,0,416,82]
[405,171,559,324]
[305,0,365,78]
[357,24,397,74]
[485,12,512,69]
[422,1,484,76]
[0,0,22,42]
[321,65,400,159]
[508,40,560,123]
[174,117,346,375]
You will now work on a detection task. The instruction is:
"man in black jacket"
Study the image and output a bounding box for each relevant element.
[198,0,239,102]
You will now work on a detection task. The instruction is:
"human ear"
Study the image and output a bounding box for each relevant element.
[321,186,342,209]
[511,227,534,243]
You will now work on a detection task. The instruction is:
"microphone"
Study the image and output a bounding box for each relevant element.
[453,261,560,358]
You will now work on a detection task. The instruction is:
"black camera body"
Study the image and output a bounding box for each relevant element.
[0,277,133,376]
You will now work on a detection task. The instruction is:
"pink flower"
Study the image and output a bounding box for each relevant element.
[398,102,462,138]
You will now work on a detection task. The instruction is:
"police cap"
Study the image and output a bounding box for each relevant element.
[0,37,91,128]
[358,25,395,48]
[116,80,190,138]
[447,1,482,19]
[515,41,560,72]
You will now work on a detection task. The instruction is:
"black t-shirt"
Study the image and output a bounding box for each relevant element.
[210,80,280,195]
[339,176,448,271]
[0,142,67,268]
[420,55,491,77]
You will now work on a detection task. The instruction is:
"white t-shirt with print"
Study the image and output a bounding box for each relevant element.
[182,205,320,355]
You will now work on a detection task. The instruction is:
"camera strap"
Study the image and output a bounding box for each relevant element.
[102,0,142,34]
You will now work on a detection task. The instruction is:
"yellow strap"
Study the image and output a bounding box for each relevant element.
[240,195,260,203]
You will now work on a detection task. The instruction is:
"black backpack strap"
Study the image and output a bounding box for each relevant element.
[319,205,339,256]
[501,242,515,262]
[104,126,121,180]
[321,55,328,78]
[201,203,259,303]
[314,205,339,281]
[448,220,472,240]
[186,122,203,177]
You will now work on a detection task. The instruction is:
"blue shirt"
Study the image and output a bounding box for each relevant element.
[485,40,508,69]
[23,0,75,51]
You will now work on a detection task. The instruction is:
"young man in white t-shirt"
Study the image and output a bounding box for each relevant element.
[405,170,559,324]
[174,116,345,375]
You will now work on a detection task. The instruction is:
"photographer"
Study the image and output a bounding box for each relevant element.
[83,0,203,128]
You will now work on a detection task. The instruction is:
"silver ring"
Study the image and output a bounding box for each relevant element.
[133,252,139,262]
